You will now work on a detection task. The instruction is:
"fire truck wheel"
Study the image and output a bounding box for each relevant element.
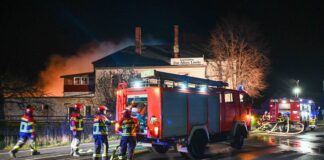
[187,129,208,159]
[152,144,169,154]
[231,126,245,150]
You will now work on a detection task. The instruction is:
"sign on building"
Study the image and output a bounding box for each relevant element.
[170,57,206,66]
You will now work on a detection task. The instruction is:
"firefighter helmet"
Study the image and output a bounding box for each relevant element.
[74,103,83,111]
[25,105,35,114]
[98,105,108,112]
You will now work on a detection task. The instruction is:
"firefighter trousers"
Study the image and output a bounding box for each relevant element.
[12,133,37,153]
[71,131,81,154]
[93,135,109,160]
[119,136,136,160]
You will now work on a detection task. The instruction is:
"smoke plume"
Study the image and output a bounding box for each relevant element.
[37,41,131,96]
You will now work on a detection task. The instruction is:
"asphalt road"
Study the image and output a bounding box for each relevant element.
[137,126,324,160]
[0,140,147,160]
[1,126,324,160]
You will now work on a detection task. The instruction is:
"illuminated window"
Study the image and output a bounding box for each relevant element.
[224,93,233,103]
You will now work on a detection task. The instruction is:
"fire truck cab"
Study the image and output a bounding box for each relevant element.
[115,70,252,159]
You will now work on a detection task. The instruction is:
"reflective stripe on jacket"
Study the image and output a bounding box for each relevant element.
[19,115,35,134]
[93,114,112,135]
[120,118,138,137]
[70,113,84,131]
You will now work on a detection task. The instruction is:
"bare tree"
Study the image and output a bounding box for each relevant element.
[95,68,139,112]
[209,15,270,97]
[0,74,47,119]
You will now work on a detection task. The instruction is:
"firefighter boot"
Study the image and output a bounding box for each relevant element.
[72,148,80,157]
[70,148,73,156]
[9,149,17,158]
[31,150,40,156]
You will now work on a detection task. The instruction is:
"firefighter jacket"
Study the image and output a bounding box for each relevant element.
[70,113,84,132]
[262,114,270,121]
[93,114,113,136]
[277,116,285,123]
[119,117,138,137]
[19,114,36,136]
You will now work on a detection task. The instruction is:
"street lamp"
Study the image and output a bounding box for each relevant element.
[293,87,301,98]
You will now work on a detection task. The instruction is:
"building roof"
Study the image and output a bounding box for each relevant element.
[60,72,94,78]
[92,44,211,68]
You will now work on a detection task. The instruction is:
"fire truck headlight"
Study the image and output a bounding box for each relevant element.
[154,88,160,93]
[154,127,159,136]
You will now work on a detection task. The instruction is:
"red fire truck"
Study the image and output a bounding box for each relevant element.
[269,98,317,126]
[115,70,252,159]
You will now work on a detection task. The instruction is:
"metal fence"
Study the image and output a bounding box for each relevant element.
[0,115,116,149]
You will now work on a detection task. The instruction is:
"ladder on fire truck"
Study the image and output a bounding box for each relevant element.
[135,70,229,89]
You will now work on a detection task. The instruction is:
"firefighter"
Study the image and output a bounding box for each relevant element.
[262,111,270,122]
[93,105,115,160]
[9,105,40,158]
[276,113,285,132]
[70,103,84,157]
[118,109,139,160]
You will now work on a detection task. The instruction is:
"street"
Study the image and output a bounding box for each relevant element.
[136,126,324,160]
[1,127,324,160]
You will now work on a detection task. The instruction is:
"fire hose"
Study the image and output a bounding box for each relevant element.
[252,118,305,136]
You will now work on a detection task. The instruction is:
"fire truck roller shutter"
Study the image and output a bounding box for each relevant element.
[189,94,208,126]
[162,91,188,138]
[208,95,220,133]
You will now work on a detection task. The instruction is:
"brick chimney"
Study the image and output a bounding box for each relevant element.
[173,25,180,58]
[135,27,142,55]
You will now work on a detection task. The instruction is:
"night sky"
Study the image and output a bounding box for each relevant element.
[1,0,324,104]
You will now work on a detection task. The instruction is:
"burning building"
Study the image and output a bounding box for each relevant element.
[4,25,235,118]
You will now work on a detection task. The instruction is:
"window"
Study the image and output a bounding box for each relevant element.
[240,94,252,104]
[84,106,91,117]
[81,77,88,85]
[224,93,233,103]
[74,77,89,85]
[64,78,74,85]
[240,94,244,103]
[74,77,81,85]
[68,107,74,116]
